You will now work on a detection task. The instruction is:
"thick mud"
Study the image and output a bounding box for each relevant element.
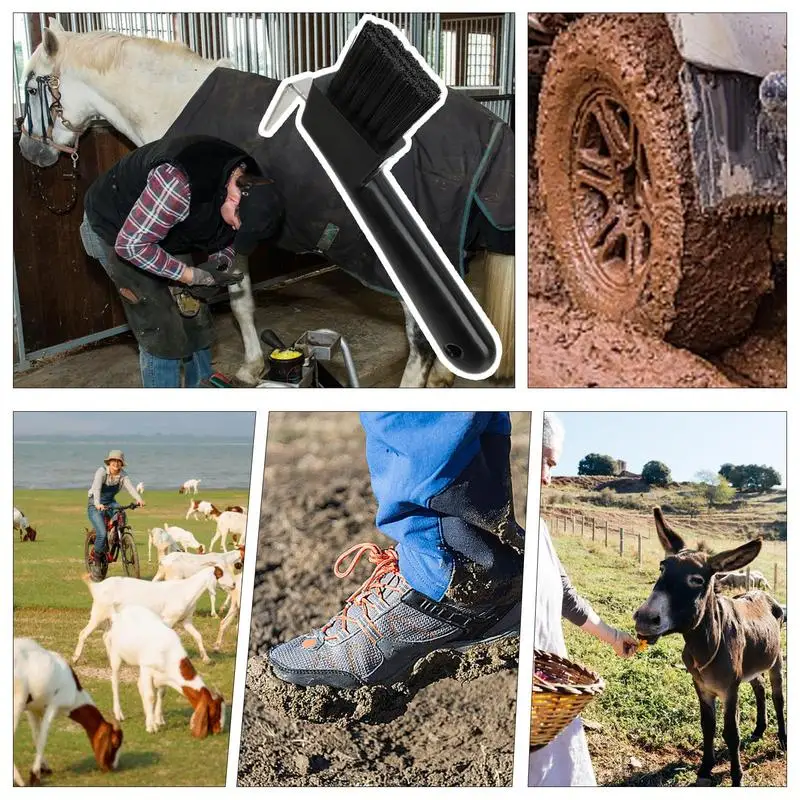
[529,13,785,387]
[238,412,530,787]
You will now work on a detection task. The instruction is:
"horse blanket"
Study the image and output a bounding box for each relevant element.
[165,68,514,294]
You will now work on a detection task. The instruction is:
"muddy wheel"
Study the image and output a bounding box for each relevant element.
[535,13,772,352]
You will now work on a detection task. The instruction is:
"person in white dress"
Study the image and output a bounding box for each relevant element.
[529,413,638,786]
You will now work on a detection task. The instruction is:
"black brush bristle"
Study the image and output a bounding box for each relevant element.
[327,20,441,153]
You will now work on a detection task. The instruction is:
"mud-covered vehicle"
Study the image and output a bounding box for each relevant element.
[529,13,786,353]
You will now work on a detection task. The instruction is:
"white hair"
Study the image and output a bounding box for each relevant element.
[543,412,565,457]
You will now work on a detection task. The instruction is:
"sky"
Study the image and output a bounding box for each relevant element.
[13,411,255,440]
[548,412,786,485]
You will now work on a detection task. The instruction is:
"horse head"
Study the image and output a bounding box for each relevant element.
[18,18,92,167]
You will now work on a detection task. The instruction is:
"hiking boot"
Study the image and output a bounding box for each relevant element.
[268,543,521,688]
[90,552,107,582]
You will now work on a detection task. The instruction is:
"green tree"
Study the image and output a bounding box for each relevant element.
[578,453,618,476]
[719,463,782,493]
[642,460,671,486]
[708,476,736,505]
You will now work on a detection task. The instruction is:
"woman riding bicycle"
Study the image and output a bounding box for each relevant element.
[87,450,144,581]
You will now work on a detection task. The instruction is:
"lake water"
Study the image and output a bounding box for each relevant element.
[13,437,255,490]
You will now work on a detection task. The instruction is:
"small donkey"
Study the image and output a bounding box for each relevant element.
[634,508,786,786]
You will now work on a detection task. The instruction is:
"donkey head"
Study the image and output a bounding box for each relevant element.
[634,508,762,643]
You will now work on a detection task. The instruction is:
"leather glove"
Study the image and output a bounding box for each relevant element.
[581,611,638,658]
[185,260,244,300]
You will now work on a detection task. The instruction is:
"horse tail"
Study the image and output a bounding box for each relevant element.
[482,251,515,380]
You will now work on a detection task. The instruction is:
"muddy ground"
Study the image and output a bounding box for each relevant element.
[238,412,530,787]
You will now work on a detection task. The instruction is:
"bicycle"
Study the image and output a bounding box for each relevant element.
[85,502,141,580]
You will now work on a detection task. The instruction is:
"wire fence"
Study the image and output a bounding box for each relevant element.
[541,508,786,598]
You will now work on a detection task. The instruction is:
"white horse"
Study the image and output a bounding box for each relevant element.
[18,20,514,386]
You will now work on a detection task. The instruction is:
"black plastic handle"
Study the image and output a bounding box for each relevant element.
[354,171,498,375]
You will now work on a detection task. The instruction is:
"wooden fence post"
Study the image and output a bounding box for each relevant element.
[638,533,643,565]
[580,516,584,537]
[774,562,778,593]
[619,528,624,556]
[591,518,596,542]
[604,521,608,548]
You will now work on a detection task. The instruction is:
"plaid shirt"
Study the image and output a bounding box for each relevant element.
[114,163,234,281]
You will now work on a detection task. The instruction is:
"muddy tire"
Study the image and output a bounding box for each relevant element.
[535,13,772,353]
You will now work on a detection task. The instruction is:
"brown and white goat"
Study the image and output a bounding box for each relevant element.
[14,507,37,542]
[103,605,225,738]
[14,638,123,785]
[634,508,786,786]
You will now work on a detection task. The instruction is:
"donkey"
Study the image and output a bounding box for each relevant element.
[634,508,786,786]
[17,19,514,387]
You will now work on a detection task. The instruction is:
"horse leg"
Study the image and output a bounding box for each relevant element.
[749,676,767,741]
[228,255,264,385]
[769,654,787,750]
[722,684,743,787]
[399,302,454,388]
[694,683,717,785]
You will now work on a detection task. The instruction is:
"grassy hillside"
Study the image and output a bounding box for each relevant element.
[13,488,248,787]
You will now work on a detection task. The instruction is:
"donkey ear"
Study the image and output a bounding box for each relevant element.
[47,17,65,32]
[653,507,686,554]
[708,538,762,574]
[42,27,60,58]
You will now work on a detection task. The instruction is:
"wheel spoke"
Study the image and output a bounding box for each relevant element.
[589,206,620,248]
[576,147,615,180]
[576,167,614,196]
[596,217,625,261]
[591,98,631,165]
[630,220,650,272]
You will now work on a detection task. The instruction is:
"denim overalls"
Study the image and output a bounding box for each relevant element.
[87,471,123,556]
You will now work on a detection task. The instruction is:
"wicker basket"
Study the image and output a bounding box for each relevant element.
[530,649,605,750]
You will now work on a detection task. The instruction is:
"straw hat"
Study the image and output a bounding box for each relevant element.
[104,449,126,467]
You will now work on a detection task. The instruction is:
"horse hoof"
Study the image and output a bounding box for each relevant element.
[29,772,41,786]
[694,778,712,787]
[426,362,456,388]
[236,361,264,386]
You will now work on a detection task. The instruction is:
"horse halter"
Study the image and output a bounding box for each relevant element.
[17,71,84,158]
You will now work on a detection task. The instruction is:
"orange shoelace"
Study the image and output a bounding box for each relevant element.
[318,543,403,642]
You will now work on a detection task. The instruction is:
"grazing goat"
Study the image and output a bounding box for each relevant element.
[103,606,225,737]
[186,500,220,521]
[717,570,772,591]
[152,547,245,617]
[634,508,786,787]
[214,572,241,651]
[147,526,180,563]
[14,638,123,786]
[135,482,145,495]
[14,507,37,542]
[163,523,206,554]
[73,566,235,664]
[179,479,201,495]
[208,509,247,552]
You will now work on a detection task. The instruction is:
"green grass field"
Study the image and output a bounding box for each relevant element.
[13,488,248,787]
[551,527,787,786]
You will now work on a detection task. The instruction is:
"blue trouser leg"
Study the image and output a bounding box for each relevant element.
[361,412,521,601]
[139,348,182,388]
[87,504,108,555]
[184,348,212,387]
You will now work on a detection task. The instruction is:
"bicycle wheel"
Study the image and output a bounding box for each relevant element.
[84,530,96,571]
[120,530,140,579]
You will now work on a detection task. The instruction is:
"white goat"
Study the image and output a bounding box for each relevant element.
[179,479,201,495]
[186,500,219,521]
[14,506,37,541]
[14,638,123,786]
[163,523,206,554]
[147,527,180,563]
[208,510,247,552]
[73,566,235,664]
[214,572,241,651]
[103,606,226,737]
[717,569,773,591]
[152,547,244,617]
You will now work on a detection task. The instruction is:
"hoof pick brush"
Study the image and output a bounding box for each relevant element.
[258,15,502,380]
